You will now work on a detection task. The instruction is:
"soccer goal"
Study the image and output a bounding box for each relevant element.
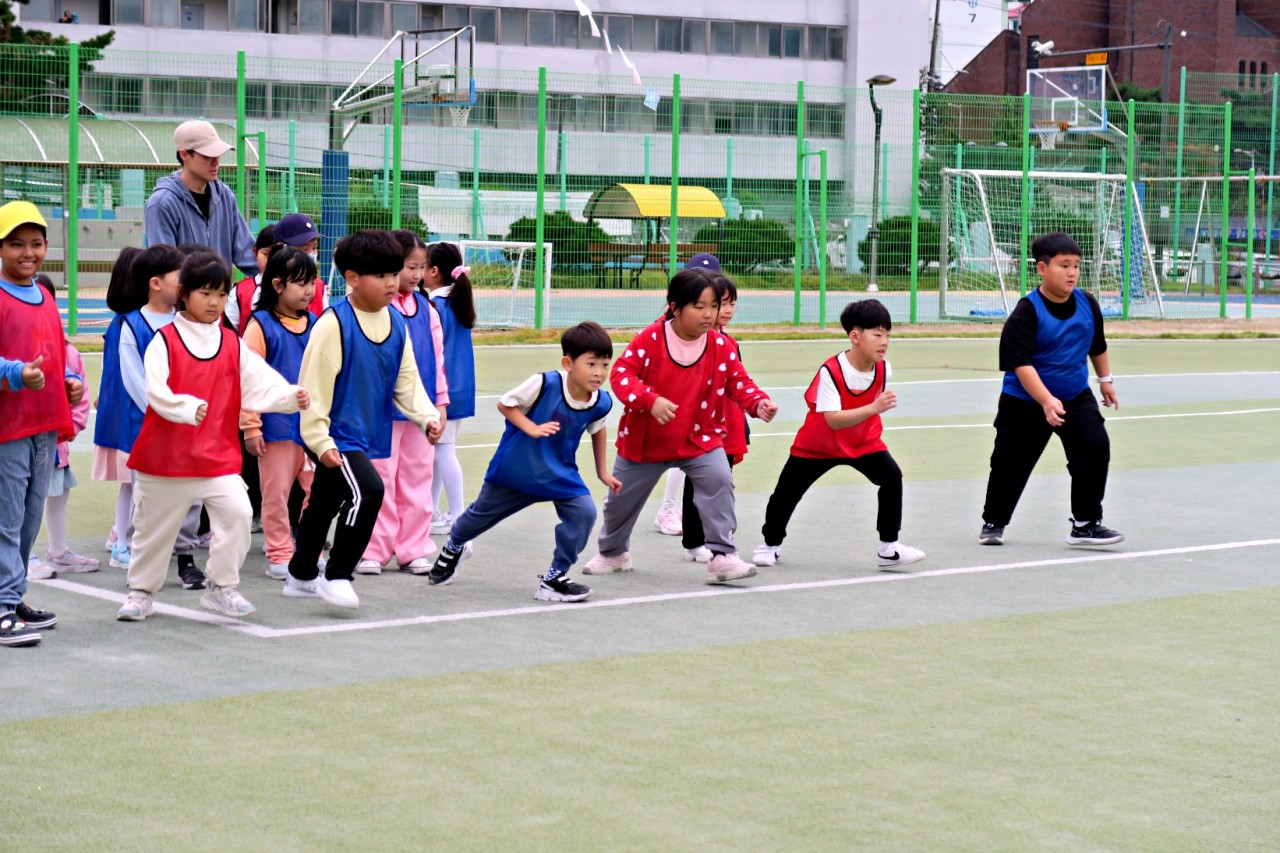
[455,239,553,328]
[939,168,1164,319]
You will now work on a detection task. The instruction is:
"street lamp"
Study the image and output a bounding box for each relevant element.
[1233,148,1258,172]
[866,74,896,293]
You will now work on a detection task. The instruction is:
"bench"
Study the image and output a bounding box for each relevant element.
[588,242,719,288]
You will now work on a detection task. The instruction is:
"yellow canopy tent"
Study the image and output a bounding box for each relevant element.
[583,183,727,287]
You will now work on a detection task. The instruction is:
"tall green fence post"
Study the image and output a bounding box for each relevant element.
[1172,67,1186,272]
[908,88,921,324]
[381,124,392,208]
[1122,100,1136,319]
[391,59,403,230]
[558,130,567,212]
[1267,73,1278,266]
[236,51,247,217]
[472,127,482,239]
[287,119,298,213]
[256,131,266,227]
[792,80,805,325]
[533,67,548,330]
[67,44,80,335]
[1247,167,1256,319]
[1019,92,1031,297]
[669,74,681,278]
[1220,101,1232,319]
[818,149,828,328]
[726,137,733,199]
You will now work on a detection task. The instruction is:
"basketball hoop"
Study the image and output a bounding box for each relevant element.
[1032,120,1070,150]
[449,104,471,127]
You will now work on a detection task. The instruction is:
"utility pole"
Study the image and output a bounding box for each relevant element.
[927,0,943,91]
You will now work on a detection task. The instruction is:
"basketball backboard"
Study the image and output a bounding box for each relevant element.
[1026,65,1108,134]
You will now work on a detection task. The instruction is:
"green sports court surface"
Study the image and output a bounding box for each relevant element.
[6,337,1280,849]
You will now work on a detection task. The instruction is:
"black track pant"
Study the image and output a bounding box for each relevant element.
[761,450,904,546]
[289,450,385,581]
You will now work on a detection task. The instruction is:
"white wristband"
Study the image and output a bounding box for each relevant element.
[1097,375,1114,384]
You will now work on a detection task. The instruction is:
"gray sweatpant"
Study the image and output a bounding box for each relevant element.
[597,449,738,557]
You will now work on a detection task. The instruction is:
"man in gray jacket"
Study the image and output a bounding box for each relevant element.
[144,120,258,276]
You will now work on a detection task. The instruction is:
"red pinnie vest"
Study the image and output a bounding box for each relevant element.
[790,354,889,460]
[0,285,74,443]
[129,323,243,477]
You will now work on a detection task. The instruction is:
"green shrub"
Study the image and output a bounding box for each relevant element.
[856,216,941,275]
[691,218,794,272]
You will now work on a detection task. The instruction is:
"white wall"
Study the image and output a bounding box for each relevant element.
[935,0,1009,85]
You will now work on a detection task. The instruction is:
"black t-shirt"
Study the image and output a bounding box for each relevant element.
[998,288,1107,373]
[190,189,212,221]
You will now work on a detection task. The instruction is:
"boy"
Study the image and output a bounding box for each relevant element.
[979,232,1122,547]
[286,230,442,609]
[752,299,925,572]
[0,201,84,647]
[428,322,620,602]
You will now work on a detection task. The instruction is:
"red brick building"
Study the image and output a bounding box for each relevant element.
[948,0,1280,99]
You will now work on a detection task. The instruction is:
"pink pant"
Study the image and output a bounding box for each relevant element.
[258,440,314,565]
[364,420,436,566]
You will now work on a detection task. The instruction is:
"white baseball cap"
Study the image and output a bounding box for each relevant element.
[174,120,233,157]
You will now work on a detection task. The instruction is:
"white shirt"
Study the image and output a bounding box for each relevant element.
[815,352,892,413]
[501,371,608,435]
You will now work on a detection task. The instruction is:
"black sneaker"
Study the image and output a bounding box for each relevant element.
[178,555,207,590]
[427,541,473,586]
[1066,520,1124,547]
[535,575,592,603]
[0,610,41,647]
[15,601,56,630]
[979,523,1005,545]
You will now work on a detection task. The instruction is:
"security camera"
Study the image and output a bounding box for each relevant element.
[1032,39,1055,55]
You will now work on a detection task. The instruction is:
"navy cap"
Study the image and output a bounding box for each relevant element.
[687,252,721,272]
[275,213,318,247]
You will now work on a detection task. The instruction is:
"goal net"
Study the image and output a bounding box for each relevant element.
[455,239,552,328]
[939,168,1164,319]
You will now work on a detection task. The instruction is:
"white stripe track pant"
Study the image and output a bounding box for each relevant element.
[289,450,384,582]
[127,473,251,594]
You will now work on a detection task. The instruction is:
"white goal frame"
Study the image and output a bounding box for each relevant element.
[454,239,553,328]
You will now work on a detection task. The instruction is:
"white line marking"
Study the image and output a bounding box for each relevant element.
[43,539,1272,639]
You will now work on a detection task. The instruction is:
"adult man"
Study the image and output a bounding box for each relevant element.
[144,120,257,276]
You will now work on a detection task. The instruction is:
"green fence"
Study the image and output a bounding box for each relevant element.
[1,42,1272,332]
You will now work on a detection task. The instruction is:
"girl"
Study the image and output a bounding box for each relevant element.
[582,270,778,584]
[359,230,450,574]
[241,245,319,580]
[225,224,275,335]
[424,241,475,535]
[117,252,308,622]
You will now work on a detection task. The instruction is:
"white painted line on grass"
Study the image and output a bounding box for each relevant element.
[34,578,278,638]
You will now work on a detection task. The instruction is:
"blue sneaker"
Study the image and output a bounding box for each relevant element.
[109,544,131,570]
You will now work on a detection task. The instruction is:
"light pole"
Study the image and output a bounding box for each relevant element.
[1234,148,1258,172]
[866,74,896,293]
[550,93,584,212]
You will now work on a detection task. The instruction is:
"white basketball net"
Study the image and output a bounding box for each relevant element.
[449,105,472,127]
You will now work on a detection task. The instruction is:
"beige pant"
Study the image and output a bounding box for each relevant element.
[128,473,252,594]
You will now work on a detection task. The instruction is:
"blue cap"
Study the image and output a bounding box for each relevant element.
[276,213,318,247]
[687,252,721,272]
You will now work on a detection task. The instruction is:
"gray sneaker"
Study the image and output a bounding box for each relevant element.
[45,549,100,573]
[200,585,256,617]
[979,523,1005,545]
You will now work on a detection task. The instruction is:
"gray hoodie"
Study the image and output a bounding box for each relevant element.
[143,171,258,276]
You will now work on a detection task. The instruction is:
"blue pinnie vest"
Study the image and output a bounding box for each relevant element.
[93,310,158,453]
[430,291,475,419]
[1002,289,1094,403]
[252,309,315,445]
[393,292,439,422]
[327,299,407,459]
[484,371,613,500]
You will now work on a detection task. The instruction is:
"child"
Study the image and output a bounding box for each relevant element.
[116,252,308,622]
[225,224,276,335]
[582,269,777,585]
[93,245,143,558]
[679,273,750,562]
[32,276,97,574]
[227,215,327,335]
[241,245,319,580]
[979,232,1122,547]
[287,230,442,610]
[424,241,475,535]
[752,299,926,572]
[360,230,449,574]
[0,200,83,648]
[428,322,619,602]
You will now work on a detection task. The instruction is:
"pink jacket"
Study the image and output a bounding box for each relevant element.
[57,343,90,468]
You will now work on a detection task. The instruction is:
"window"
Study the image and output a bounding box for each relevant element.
[390,3,417,33]
[471,7,495,42]
[471,91,496,126]
[606,15,631,51]
[358,3,384,37]
[711,102,732,134]
[633,17,656,52]
[682,20,706,54]
[657,18,680,52]
[782,26,802,58]
[682,99,709,133]
[808,103,844,137]
[763,25,781,58]
[115,0,143,24]
[298,0,325,33]
[230,0,258,30]
[556,12,577,47]
[443,6,466,29]
[656,98,674,132]
[24,0,53,20]
[828,28,845,61]
[808,27,825,60]
[579,15,600,49]
[114,77,144,113]
[529,10,553,45]
[246,82,268,118]
[331,0,356,34]
[152,0,179,27]
[710,22,733,55]
[499,9,525,44]
[760,101,796,135]
[733,101,756,135]
[734,23,756,57]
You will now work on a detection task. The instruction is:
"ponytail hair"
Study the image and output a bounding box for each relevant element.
[106,246,146,314]
[663,269,718,320]
[428,241,475,329]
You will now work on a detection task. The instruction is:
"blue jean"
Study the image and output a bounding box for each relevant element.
[0,431,57,607]
[447,482,597,581]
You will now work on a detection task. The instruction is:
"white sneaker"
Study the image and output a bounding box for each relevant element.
[355,559,383,575]
[265,561,290,581]
[430,514,453,535]
[318,577,360,609]
[399,557,433,575]
[877,543,927,572]
[683,545,712,563]
[200,585,256,617]
[27,557,56,580]
[706,552,758,584]
[582,551,634,575]
[282,575,321,599]
[752,544,781,567]
[653,505,683,536]
[117,590,154,621]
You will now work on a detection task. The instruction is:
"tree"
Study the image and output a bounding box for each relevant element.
[856,216,941,276]
[691,218,793,273]
[507,211,609,268]
[0,0,114,114]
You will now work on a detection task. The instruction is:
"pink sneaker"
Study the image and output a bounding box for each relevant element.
[706,552,757,584]
[46,549,101,573]
[653,506,683,536]
[582,552,634,575]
